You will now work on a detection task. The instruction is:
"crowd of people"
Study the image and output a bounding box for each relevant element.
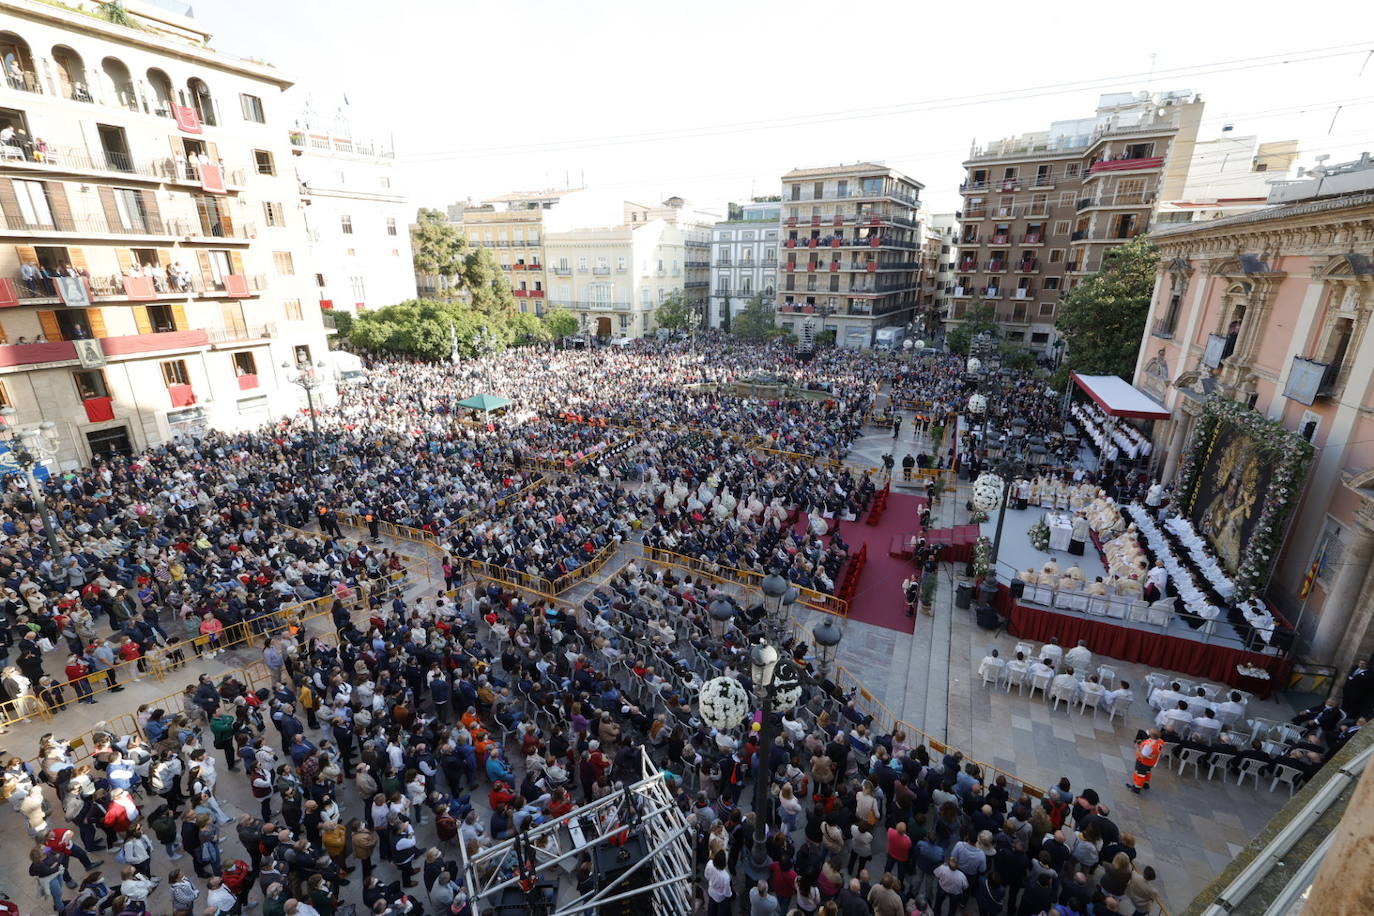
[0,335,1352,916]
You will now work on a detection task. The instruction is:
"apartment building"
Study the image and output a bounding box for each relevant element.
[924,213,959,341]
[291,108,414,316]
[1153,135,1299,228]
[776,163,924,348]
[709,199,781,329]
[442,189,588,313]
[953,91,1203,351]
[624,197,717,323]
[0,0,329,464]
[543,220,689,338]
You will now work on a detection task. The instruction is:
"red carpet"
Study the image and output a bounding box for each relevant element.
[797,491,925,634]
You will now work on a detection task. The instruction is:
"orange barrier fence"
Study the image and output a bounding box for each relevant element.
[641,546,849,617]
[2,560,420,731]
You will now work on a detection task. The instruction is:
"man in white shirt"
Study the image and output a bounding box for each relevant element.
[978,649,1004,683]
[1185,687,1212,717]
[1190,709,1222,740]
[1146,560,1168,602]
[1103,681,1134,714]
[1217,690,1247,724]
[1149,681,1184,711]
[1051,667,1079,700]
[1157,701,1194,735]
[1029,658,1055,684]
[1064,640,1092,673]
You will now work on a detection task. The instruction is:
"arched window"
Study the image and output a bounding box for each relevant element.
[146,67,174,116]
[186,77,216,126]
[52,45,91,102]
[102,57,135,111]
[0,32,37,93]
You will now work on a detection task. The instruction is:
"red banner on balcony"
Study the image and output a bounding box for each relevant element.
[513,289,528,297]
[173,105,202,134]
[529,290,544,298]
[83,396,115,423]
[167,384,196,407]
[198,163,226,194]
[237,374,260,391]
[222,274,250,298]
[0,279,17,308]
[122,276,157,300]
[319,299,333,310]
[1089,156,1163,173]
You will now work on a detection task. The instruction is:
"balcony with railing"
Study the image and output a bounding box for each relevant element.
[547,299,633,310]
[963,206,987,219]
[982,285,1003,299]
[592,265,611,275]
[1087,155,1165,175]
[1079,191,1157,209]
[1020,233,1043,245]
[206,324,277,345]
[984,260,1007,273]
[1015,259,1040,273]
[1150,317,1176,339]
[5,271,265,304]
[552,266,572,275]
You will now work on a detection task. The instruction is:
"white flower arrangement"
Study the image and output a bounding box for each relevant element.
[770,679,803,713]
[698,676,750,730]
[972,473,1004,513]
[967,393,988,416]
[1029,517,1050,552]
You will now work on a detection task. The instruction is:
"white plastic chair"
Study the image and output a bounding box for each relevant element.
[1175,747,1204,777]
[1004,664,1027,695]
[1235,757,1265,788]
[1027,670,1052,701]
[1050,681,1076,712]
[1217,707,1244,729]
[1206,753,1236,781]
[1146,603,1172,628]
[980,659,1005,688]
[1014,642,1034,660]
[1097,665,1117,689]
[1145,673,1169,693]
[1106,691,1133,724]
[1270,764,1304,796]
[1077,686,1103,716]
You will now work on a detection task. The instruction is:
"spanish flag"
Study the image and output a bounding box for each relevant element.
[1300,542,1327,599]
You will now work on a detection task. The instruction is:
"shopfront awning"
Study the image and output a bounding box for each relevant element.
[1070,372,1171,421]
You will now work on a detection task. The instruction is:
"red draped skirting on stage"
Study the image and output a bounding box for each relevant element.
[1008,601,1291,697]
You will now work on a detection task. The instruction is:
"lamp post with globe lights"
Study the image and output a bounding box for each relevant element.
[283,356,328,469]
[0,407,63,559]
[698,567,842,881]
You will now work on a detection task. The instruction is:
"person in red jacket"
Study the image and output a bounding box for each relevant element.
[65,654,96,705]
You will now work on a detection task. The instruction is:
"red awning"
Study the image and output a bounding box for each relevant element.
[1071,372,1170,420]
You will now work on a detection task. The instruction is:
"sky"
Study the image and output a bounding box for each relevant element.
[194,0,1374,219]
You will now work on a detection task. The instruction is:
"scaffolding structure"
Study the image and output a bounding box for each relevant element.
[459,750,695,915]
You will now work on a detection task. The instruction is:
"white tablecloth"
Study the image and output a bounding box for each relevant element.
[1047,513,1073,551]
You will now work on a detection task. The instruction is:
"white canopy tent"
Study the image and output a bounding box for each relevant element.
[1071,372,1171,421]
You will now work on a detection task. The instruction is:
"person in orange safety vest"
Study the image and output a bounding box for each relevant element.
[1130,728,1165,793]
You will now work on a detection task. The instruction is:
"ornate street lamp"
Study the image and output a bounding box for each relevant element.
[708,597,735,639]
[0,408,62,559]
[282,356,328,469]
[811,615,843,684]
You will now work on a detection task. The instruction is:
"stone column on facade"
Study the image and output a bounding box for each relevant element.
[1309,501,1374,666]
[1159,405,1194,485]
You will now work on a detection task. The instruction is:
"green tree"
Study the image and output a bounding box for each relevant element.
[731,294,780,342]
[461,247,517,317]
[1054,236,1159,382]
[998,342,1038,371]
[507,312,551,345]
[410,208,468,295]
[544,308,579,341]
[326,308,354,337]
[946,300,999,356]
[347,298,519,360]
[655,291,692,331]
